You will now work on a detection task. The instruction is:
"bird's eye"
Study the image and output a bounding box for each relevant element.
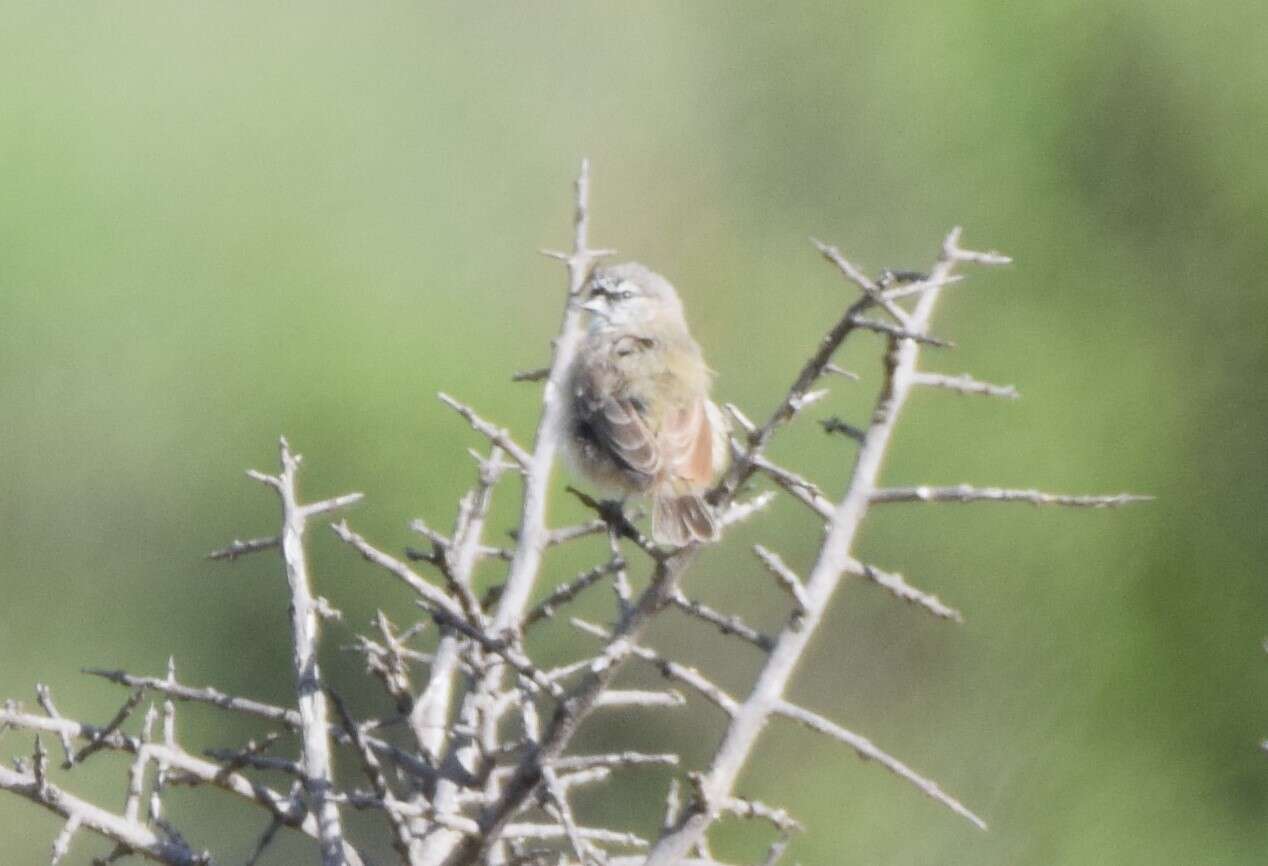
[618,290,634,300]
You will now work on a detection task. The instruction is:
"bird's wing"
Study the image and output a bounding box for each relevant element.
[573,358,663,479]
[596,396,663,477]
[572,338,714,491]
[662,398,714,490]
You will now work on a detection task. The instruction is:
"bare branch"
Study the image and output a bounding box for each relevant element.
[303,492,366,520]
[543,519,610,547]
[710,793,802,834]
[50,814,82,865]
[563,487,658,556]
[494,157,609,632]
[437,393,532,470]
[253,437,348,866]
[71,689,144,767]
[207,535,281,561]
[1,701,401,854]
[572,619,739,716]
[328,690,414,865]
[759,836,791,866]
[540,766,598,866]
[722,403,756,435]
[420,158,615,866]
[453,551,699,864]
[332,520,468,620]
[820,416,866,443]
[811,237,911,325]
[550,753,680,772]
[0,171,1146,866]
[844,560,963,623]
[244,818,284,866]
[591,690,686,710]
[668,589,774,652]
[912,371,1019,399]
[823,363,860,380]
[123,705,157,824]
[512,367,551,383]
[645,229,1005,864]
[503,823,647,849]
[84,668,298,728]
[870,484,1153,508]
[716,491,778,530]
[35,684,74,767]
[747,454,834,520]
[752,546,809,615]
[846,315,954,348]
[774,700,986,830]
[525,558,627,627]
[0,762,208,865]
[429,607,564,699]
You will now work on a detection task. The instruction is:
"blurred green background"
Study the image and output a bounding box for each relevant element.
[1,2,1265,864]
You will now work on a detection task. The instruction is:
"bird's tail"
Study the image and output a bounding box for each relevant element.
[652,494,718,546]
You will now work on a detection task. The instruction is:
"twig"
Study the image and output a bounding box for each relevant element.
[550,753,680,772]
[328,689,415,865]
[333,520,468,620]
[206,535,280,561]
[0,703,367,863]
[454,551,698,865]
[747,454,834,521]
[524,558,627,627]
[870,484,1153,507]
[844,560,963,623]
[912,371,1019,399]
[494,157,609,631]
[540,766,598,866]
[667,589,774,652]
[760,836,791,866]
[811,237,911,325]
[820,416,866,443]
[0,761,207,865]
[847,315,954,348]
[752,546,810,616]
[437,393,532,470]
[250,437,350,866]
[823,363,859,380]
[773,700,986,830]
[710,793,802,834]
[503,823,647,848]
[84,668,299,726]
[412,446,505,778]
[429,608,565,699]
[571,619,739,716]
[71,689,144,767]
[244,818,284,866]
[512,367,551,383]
[415,161,612,866]
[50,814,82,865]
[123,705,157,824]
[592,690,686,709]
[35,684,74,766]
[715,491,778,530]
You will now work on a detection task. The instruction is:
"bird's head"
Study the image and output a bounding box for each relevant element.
[581,262,686,330]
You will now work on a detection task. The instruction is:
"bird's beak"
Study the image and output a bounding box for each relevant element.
[581,297,608,316]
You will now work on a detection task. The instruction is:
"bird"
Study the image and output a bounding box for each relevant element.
[564,262,728,546]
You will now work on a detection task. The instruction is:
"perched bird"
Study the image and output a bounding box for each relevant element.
[564,263,728,546]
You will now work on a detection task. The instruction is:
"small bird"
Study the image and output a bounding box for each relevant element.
[564,262,728,546]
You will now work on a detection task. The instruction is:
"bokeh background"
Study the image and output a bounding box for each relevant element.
[2,3,1265,864]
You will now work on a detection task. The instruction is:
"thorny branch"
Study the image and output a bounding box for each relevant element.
[0,163,1148,866]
